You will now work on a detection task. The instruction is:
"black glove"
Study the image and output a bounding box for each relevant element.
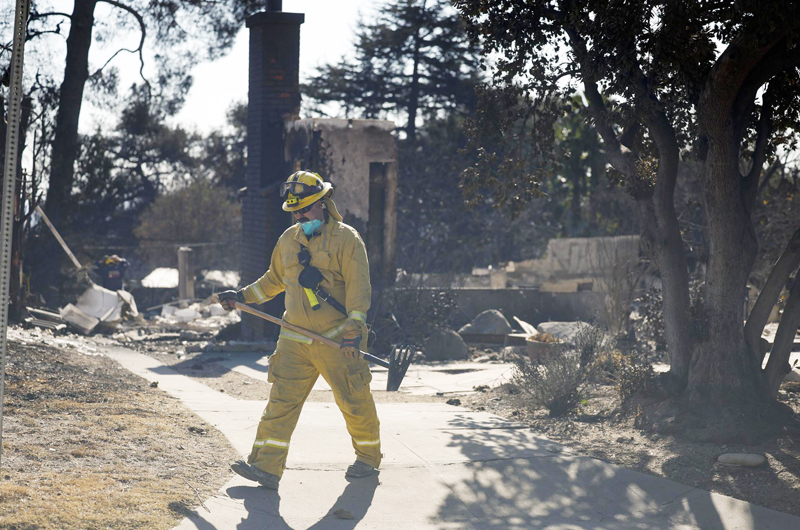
[217,290,243,310]
[340,331,363,359]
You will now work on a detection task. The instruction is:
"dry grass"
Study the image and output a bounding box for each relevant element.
[1,338,238,530]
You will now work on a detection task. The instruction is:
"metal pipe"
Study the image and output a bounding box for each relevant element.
[1,0,32,469]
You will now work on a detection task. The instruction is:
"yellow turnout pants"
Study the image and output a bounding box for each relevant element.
[247,337,381,477]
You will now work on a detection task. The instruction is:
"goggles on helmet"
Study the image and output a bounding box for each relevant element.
[280,181,323,199]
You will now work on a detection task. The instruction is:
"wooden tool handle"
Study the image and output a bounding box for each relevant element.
[234,301,390,369]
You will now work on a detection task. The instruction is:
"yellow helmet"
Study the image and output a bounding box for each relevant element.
[280,171,333,212]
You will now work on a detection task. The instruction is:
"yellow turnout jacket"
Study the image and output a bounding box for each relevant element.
[241,202,370,344]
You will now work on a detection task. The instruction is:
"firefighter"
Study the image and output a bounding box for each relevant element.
[218,171,380,489]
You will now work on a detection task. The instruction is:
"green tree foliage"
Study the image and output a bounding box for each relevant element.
[134,179,241,270]
[199,102,247,191]
[455,0,800,412]
[462,87,639,241]
[71,87,201,243]
[397,113,599,273]
[303,0,488,272]
[26,91,245,283]
[0,0,267,248]
[303,0,482,143]
[304,0,635,273]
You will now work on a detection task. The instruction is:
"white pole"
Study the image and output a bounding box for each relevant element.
[1,0,31,469]
[35,205,83,270]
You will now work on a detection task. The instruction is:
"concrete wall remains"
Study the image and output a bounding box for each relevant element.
[399,235,645,293]
[508,235,641,290]
[286,118,398,284]
[417,288,607,329]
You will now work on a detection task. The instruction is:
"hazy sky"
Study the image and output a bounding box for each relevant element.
[172,0,377,133]
[70,1,377,134]
[3,1,380,174]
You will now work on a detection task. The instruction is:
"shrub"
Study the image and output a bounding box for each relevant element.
[591,348,626,383]
[530,332,561,343]
[633,287,666,349]
[370,287,458,357]
[573,322,614,370]
[512,348,587,417]
[616,350,656,404]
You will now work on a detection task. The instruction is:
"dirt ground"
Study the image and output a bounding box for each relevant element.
[3,325,800,528]
[0,330,239,530]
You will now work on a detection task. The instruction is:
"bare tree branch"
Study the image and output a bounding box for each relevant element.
[93,0,149,88]
[25,29,67,40]
[29,12,73,20]
[565,27,636,178]
[699,28,794,141]
[756,157,784,199]
[764,274,800,397]
[745,228,800,363]
[732,38,800,141]
[742,82,777,214]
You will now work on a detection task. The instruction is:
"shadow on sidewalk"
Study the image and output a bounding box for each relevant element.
[226,474,378,529]
[151,350,272,381]
[307,474,380,529]
[227,486,291,529]
[432,413,734,529]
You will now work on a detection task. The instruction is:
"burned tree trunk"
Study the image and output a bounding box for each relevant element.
[45,0,98,229]
[9,96,33,321]
[686,152,762,403]
[641,113,693,388]
[685,39,780,404]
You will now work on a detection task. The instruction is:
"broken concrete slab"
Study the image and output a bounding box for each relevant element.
[202,270,240,289]
[74,283,130,324]
[59,304,100,335]
[163,304,202,322]
[60,283,139,335]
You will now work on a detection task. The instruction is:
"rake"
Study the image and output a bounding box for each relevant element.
[234,302,413,391]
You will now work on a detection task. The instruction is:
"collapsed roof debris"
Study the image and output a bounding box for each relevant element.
[59,283,140,334]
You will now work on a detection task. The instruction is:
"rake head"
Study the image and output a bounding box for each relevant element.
[386,344,415,392]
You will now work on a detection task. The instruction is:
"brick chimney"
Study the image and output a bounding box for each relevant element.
[241,1,304,340]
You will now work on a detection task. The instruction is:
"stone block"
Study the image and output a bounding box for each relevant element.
[423,329,470,361]
[458,309,513,336]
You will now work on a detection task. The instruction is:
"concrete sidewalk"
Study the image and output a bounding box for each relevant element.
[214,351,514,395]
[103,346,800,529]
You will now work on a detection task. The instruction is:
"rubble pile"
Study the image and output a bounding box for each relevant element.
[23,279,240,352]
